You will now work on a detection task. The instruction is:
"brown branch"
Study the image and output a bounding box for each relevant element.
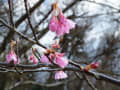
[34,8,52,29]
[69,61,120,86]
[15,0,45,27]
[9,76,76,90]
[75,72,97,90]
[0,18,47,49]
[24,0,38,43]
[8,0,14,27]
[83,73,97,90]
[83,0,120,11]
[0,60,120,86]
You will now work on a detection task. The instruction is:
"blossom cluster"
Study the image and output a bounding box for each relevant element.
[49,2,76,36]
[29,41,68,80]
[6,40,99,80]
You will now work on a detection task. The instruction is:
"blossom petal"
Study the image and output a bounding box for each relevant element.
[55,56,68,68]
[55,71,67,80]
[40,55,51,64]
[49,16,58,32]
[6,50,18,64]
[67,19,76,29]
[57,10,76,36]
[55,52,64,57]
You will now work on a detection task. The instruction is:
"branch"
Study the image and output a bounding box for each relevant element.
[34,8,52,29]
[0,18,47,49]
[83,73,97,90]
[0,61,120,86]
[24,0,39,43]
[8,0,14,26]
[15,0,45,27]
[86,71,120,86]
[83,0,120,11]
[9,76,76,90]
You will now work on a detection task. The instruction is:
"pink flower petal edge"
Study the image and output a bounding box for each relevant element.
[55,71,68,80]
[56,10,76,36]
[52,52,69,68]
[40,55,51,64]
[55,56,68,68]
[49,15,59,32]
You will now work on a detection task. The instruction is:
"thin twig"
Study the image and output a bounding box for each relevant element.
[83,0,120,11]
[9,76,76,90]
[24,0,39,43]
[0,60,119,86]
[8,0,14,27]
[0,18,47,49]
[83,72,97,90]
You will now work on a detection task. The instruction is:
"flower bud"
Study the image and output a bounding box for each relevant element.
[84,62,99,71]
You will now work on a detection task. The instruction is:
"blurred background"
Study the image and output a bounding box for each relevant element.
[0,0,120,90]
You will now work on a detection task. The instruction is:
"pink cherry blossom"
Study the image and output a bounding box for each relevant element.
[55,10,76,36]
[30,54,38,64]
[55,56,68,68]
[59,11,76,30]
[54,52,68,68]
[6,50,18,64]
[49,15,59,32]
[40,55,51,64]
[55,71,68,80]
[49,9,76,36]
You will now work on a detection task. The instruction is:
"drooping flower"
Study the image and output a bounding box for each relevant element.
[54,52,68,68]
[49,2,76,36]
[55,70,68,80]
[57,10,76,35]
[40,55,51,64]
[84,62,99,71]
[55,10,76,36]
[30,54,38,64]
[55,56,68,68]
[49,15,59,32]
[6,50,18,64]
